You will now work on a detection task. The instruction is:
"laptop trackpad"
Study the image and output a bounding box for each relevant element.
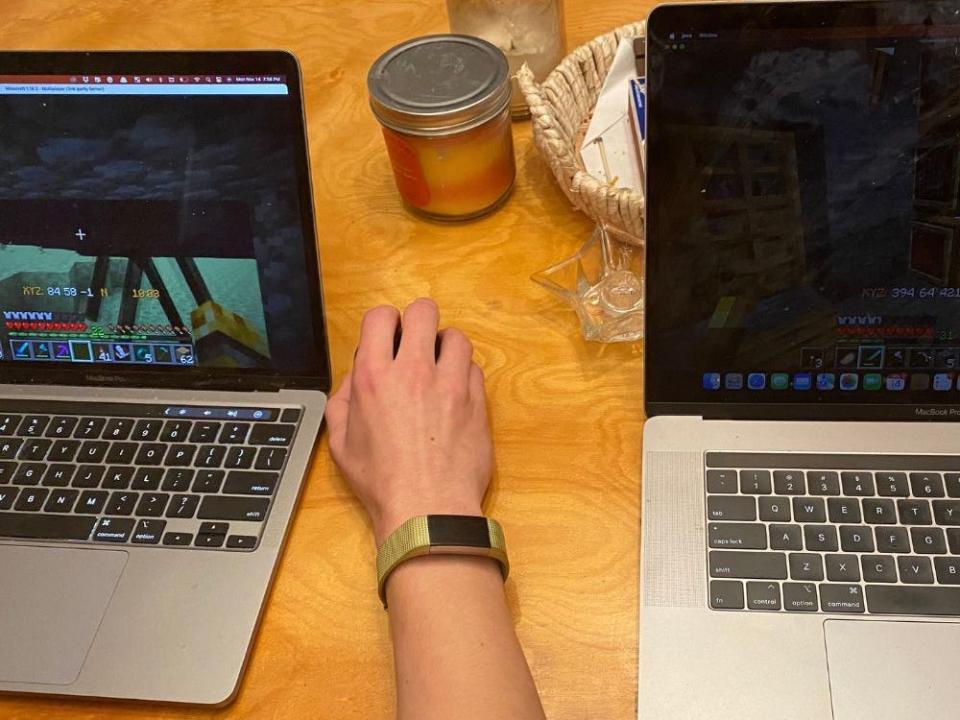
[825,619,960,720]
[0,545,127,685]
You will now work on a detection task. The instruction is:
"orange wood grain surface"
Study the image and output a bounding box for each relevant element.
[0,1,654,718]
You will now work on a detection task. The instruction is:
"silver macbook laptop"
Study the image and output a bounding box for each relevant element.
[0,52,329,704]
[641,3,960,718]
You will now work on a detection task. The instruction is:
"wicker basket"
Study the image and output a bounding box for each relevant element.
[518,20,646,246]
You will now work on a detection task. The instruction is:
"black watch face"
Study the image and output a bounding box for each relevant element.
[427,515,491,548]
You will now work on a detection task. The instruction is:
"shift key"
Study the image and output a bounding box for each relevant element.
[198,496,270,522]
[709,551,787,579]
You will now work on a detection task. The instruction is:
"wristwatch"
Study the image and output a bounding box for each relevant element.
[376,515,509,608]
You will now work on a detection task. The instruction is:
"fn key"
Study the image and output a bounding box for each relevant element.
[710,580,744,609]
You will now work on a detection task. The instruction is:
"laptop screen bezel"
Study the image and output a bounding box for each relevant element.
[0,51,331,393]
[645,0,960,421]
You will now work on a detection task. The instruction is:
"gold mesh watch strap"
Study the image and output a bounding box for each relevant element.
[376,515,509,608]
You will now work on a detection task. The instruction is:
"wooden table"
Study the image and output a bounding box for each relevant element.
[0,1,650,718]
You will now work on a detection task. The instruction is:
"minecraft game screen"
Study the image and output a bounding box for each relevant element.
[646,8,960,406]
[0,70,323,377]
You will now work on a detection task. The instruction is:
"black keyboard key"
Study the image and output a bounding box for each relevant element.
[14,488,48,512]
[898,556,934,584]
[12,463,44,486]
[135,443,166,465]
[41,464,75,487]
[0,461,15,484]
[77,441,108,463]
[0,439,23,459]
[789,553,824,581]
[160,421,191,442]
[44,417,78,439]
[828,498,862,524]
[898,499,932,526]
[863,499,897,524]
[707,496,756,521]
[773,471,806,495]
[0,488,16,510]
[132,419,162,441]
[254,447,287,471]
[804,525,838,552]
[862,554,898,582]
[223,471,279,496]
[44,488,78,513]
[226,534,257,550]
[73,465,105,488]
[0,512,95,540]
[76,490,108,514]
[192,470,224,494]
[946,474,960,498]
[770,524,803,551]
[0,414,21,435]
[165,445,196,467]
[18,438,51,461]
[866,585,960,615]
[18,416,50,437]
[162,532,193,546]
[199,521,229,535]
[708,522,767,550]
[758,496,791,522]
[877,472,910,497]
[102,418,134,441]
[224,446,255,470]
[102,466,135,490]
[219,423,251,444]
[136,493,169,517]
[105,442,137,465]
[840,525,875,552]
[131,467,163,491]
[933,500,960,526]
[105,491,138,516]
[196,445,226,468]
[840,471,874,496]
[793,497,826,523]
[132,519,166,544]
[739,470,771,494]
[826,553,861,582]
[189,422,222,444]
[746,581,781,610]
[911,527,946,554]
[166,494,200,519]
[808,471,840,496]
[198,496,271,522]
[93,517,135,543]
[783,582,819,611]
[162,469,195,492]
[934,557,960,584]
[248,423,296,446]
[195,533,225,548]
[820,584,865,613]
[876,527,911,554]
[73,417,106,439]
[280,408,302,423]
[48,439,80,462]
[911,472,945,498]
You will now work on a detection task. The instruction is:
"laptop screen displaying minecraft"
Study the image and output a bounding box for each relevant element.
[0,64,324,381]
[646,2,960,406]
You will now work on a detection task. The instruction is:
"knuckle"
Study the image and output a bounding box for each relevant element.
[362,304,398,326]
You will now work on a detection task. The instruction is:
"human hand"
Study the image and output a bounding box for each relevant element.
[325,299,493,544]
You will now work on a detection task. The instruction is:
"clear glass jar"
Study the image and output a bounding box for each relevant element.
[368,35,516,220]
[446,0,565,119]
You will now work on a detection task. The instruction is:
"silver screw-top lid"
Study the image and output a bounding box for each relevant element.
[368,34,511,136]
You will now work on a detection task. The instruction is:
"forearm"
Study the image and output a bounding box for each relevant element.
[387,555,546,720]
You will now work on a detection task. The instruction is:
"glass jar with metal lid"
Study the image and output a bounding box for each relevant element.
[368,34,516,221]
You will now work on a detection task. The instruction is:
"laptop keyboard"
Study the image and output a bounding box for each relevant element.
[0,400,302,551]
[705,452,960,616]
